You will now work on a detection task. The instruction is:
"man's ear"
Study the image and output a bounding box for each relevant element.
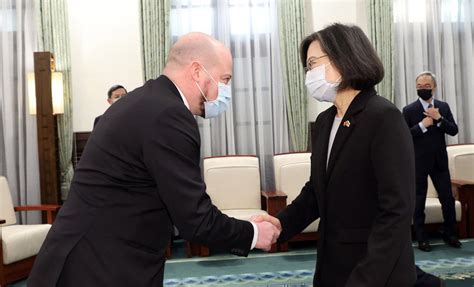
[190,61,202,82]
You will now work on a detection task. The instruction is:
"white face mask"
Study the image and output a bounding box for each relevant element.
[195,66,232,119]
[196,81,232,119]
[305,63,340,103]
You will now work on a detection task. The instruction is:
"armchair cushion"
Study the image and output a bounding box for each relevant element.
[303,219,320,233]
[424,198,462,224]
[203,156,261,210]
[273,153,319,233]
[2,224,51,264]
[221,209,268,221]
[0,176,16,226]
[448,145,474,181]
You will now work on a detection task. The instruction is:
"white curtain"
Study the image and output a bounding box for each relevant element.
[0,0,41,223]
[170,0,290,190]
[394,0,474,144]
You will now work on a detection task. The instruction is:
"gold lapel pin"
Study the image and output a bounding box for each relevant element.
[343,120,351,128]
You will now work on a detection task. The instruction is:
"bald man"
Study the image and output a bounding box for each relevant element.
[28,33,279,287]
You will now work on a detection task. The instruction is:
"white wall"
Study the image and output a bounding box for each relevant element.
[68,0,144,132]
[305,0,368,121]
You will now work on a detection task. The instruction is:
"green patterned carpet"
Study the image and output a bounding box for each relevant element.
[162,239,474,286]
[10,239,474,286]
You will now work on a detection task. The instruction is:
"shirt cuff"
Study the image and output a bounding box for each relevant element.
[418,122,428,133]
[250,221,258,250]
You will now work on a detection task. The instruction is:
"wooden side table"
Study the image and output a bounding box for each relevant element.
[452,179,474,238]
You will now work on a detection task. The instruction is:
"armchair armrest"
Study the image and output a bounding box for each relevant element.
[261,190,287,216]
[14,205,61,224]
[451,179,474,201]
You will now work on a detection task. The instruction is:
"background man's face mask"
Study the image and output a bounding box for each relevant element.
[417,89,433,101]
[305,63,340,103]
[195,66,232,119]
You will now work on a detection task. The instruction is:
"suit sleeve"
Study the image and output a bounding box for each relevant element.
[142,106,253,256]
[345,108,415,286]
[402,106,424,137]
[438,103,458,136]
[276,162,320,243]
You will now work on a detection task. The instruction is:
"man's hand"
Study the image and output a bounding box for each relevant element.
[251,214,282,251]
[251,214,282,232]
[421,116,434,128]
[424,107,441,120]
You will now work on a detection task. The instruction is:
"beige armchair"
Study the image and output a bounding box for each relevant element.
[424,144,474,238]
[273,153,319,248]
[424,179,462,224]
[188,155,280,256]
[447,144,474,182]
[0,176,60,285]
[447,144,474,238]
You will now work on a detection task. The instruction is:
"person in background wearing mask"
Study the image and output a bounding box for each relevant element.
[252,24,445,287]
[403,71,461,253]
[93,84,127,127]
[28,32,279,287]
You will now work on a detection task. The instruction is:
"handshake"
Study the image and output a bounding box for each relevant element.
[250,214,282,251]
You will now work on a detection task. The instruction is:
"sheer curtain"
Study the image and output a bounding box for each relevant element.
[394,0,474,144]
[170,0,290,190]
[0,0,41,223]
[140,0,171,81]
[368,0,394,102]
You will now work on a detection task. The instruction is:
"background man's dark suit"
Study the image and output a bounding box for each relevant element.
[403,99,458,242]
[28,76,254,287]
[93,115,101,127]
[276,88,417,287]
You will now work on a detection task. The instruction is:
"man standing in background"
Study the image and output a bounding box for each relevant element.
[403,71,461,252]
[93,84,127,127]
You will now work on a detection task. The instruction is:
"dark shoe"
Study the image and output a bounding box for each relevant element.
[418,241,432,252]
[415,265,445,287]
[444,236,462,248]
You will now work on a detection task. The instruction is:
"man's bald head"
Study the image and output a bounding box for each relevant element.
[163,32,233,117]
[165,32,230,68]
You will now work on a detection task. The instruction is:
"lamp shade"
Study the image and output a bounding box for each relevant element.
[28,72,64,115]
[51,72,64,114]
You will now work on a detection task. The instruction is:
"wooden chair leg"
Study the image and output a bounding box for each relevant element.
[458,221,467,239]
[199,245,210,257]
[185,242,193,258]
[165,241,172,259]
[185,242,201,257]
[278,242,289,252]
[269,243,278,253]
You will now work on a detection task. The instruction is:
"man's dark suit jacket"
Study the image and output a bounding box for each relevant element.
[28,76,254,287]
[402,99,458,171]
[277,88,417,287]
[93,115,102,127]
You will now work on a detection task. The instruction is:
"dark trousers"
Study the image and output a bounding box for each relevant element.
[413,167,456,242]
